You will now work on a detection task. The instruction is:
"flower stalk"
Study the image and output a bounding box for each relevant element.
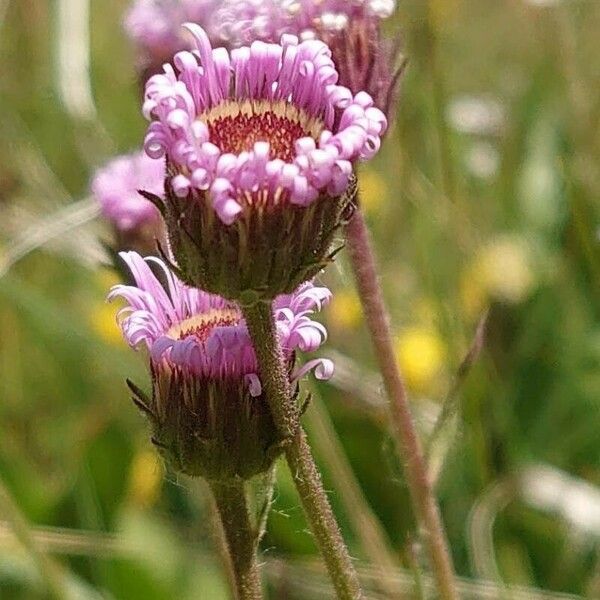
[242,301,363,600]
[209,479,263,600]
[345,206,459,600]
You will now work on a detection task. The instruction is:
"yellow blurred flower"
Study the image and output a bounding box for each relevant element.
[127,450,163,509]
[461,236,535,318]
[359,169,388,215]
[480,238,534,303]
[97,268,121,290]
[89,269,124,345]
[90,301,123,346]
[329,289,363,330]
[395,327,446,392]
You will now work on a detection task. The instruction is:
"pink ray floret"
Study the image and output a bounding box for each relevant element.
[108,251,333,395]
[91,152,164,232]
[143,24,387,224]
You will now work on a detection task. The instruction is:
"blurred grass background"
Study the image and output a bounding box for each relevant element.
[1,0,600,598]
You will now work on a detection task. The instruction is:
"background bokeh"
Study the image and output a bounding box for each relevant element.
[1,0,600,598]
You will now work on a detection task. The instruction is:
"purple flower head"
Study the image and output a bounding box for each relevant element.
[92,152,164,233]
[109,251,333,394]
[143,24,387,224]
[109,251,333,479]
[141,24,386,301]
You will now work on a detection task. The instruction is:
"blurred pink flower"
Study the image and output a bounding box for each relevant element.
[125,2,401,115]
[91,152,164,233]
[211,0,396,46]
[124,0,218,69]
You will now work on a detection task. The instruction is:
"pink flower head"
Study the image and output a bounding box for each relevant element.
[109,251,334,395]
[143,24,387,225]
[92,152,164,233]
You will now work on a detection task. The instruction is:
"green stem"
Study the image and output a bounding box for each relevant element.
[209,480,263,600]
[195,479,237,595]
[345,209,459,600]
[243,302,363,600]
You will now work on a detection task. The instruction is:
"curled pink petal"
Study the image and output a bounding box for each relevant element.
[108,252,334,389]
[244,373,263,397]
[291,358,335,383]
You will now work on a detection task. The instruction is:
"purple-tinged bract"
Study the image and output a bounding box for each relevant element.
[91,152,165,253]
[109,251,333,479]
[143,24,386,301]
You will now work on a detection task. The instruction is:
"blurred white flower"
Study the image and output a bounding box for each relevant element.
[447,95,505,136]
[521,464,600,537]
[465,142,500,179]
[518,117,565,232]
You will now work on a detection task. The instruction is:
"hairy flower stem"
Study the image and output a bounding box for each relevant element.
[243,302,363,600]
[345,208,459,600]
[209,480,263,600]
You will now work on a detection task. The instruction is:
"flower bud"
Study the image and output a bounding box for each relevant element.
[129,365,284,480]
